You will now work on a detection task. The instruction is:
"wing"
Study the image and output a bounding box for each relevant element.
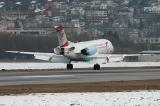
[90,54,140,64]
[6,51,70,63]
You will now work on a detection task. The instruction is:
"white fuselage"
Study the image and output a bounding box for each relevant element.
[63,39,114,61]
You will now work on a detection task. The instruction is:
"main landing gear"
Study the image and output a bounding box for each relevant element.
[93,64,100,70]
[66,63,101,70]
[67,63,73,70]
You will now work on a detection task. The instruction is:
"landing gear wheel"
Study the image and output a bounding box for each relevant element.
[94,64,100,70]
[67,64,73,70]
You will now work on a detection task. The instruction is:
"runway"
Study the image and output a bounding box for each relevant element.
[1,69,160,85]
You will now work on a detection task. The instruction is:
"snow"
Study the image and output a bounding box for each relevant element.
[0,91,160,106]
[0,62,160,70]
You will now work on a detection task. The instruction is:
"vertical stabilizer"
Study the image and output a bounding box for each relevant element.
[54,24,69,48]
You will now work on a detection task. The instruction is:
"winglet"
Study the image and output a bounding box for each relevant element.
[54,24,63,32]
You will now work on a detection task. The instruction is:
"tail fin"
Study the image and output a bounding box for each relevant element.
[54,24,69,48]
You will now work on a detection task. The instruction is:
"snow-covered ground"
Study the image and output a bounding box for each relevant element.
[0,91,160,106]
[0,62,160,70]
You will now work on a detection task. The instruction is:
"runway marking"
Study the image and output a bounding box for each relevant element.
[0,75,74,81]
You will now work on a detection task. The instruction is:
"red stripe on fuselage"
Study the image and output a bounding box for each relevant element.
[60,41,69,48]
[96,42,108,47]
[61,32,64,37]
[96,43,108,48]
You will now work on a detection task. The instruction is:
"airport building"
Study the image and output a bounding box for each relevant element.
[138,51,160,62]
[5,29,48,35]
[123,51,160,62]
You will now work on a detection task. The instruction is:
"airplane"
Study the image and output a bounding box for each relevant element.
[7,24,115,70]
[53,24,114,70]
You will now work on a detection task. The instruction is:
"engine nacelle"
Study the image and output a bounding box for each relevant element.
[81,46,97,56]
